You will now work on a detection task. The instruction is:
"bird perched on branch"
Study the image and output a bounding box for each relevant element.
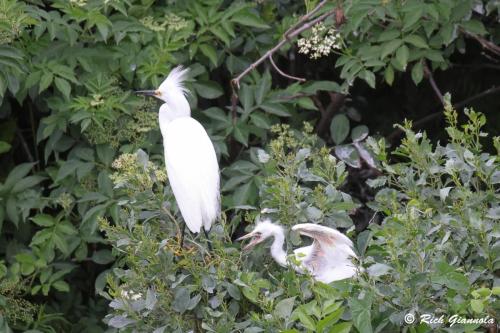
[237,220,358,283]
[136,66,220,245]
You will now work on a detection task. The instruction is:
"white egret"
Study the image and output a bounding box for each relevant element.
[237,220,357,283]
[136,66,220,244]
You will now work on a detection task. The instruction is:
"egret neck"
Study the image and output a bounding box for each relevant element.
[158,96,190,136]
[268,227,287,267]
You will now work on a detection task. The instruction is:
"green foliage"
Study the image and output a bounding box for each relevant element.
[336,0,498,87]
[0,0,498,331]
[101,129,357,332]
[359,98,499,331]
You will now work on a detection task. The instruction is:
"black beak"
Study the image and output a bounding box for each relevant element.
[135,90,157,97]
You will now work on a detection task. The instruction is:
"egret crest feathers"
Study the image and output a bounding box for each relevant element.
[159,65,190,96]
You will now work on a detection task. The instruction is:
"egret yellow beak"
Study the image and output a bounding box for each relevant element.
[236,232,263,251]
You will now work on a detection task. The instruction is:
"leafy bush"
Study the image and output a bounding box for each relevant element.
[101,97,499,332]
[1,0,499,331]
[354,96,499,332]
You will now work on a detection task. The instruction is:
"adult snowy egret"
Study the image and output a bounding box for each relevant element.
[237,220,357,283]
[136,66,220,242]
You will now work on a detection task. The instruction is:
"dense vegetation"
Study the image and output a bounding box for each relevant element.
[0,0,499,332]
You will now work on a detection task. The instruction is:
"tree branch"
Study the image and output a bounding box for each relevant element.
[230,5,338,121]
[232,7,336,90]
[386,85,500,141]
[460,29,500,57]
[423,62,444,105]
[315,92,346,136]
[269,55,306,82]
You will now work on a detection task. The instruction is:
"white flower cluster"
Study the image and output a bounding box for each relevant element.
[121,289,142,301]
[297,22,342,59]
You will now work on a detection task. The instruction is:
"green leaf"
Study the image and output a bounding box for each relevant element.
[403,7,423,31]
[240,84,254,112]
[0,141,11,154]
[460,20,487,35]
[39,72,53,94]
[199,44,218,67]
[395,45,409,69]
[91,249,115,265]
[172,288,190,314]
[193,81,223,99]
[210,26,231,46]
[328,322,352,333]
[351,125,369,142]
[424,50,444,62]
[233,124,249,146]
[52,280,70,292]
[204,107,230,123]
[380,39,403,59]
[297,97,317,110]
[31,214,55,227]
[378,30,400,42]
[302,81,341,94]
[411,61,424,85]
[297,310,316,330]
[54,77,71,99]
[317,307,343,332]
[384,65,394,85]
[360,70,376,88]
[231,12,269,29]
[405,35,428,48]
[260,103,290,117]
[349,295,373,333]
[330,114,350,145]
[11,175,45,193]
[470,299,484,313]
[250,112,271,129]
[274,297,295,319]
[255,71,271,105]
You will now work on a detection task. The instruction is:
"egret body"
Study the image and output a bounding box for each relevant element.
[137,66,220,235]
[238,220,357,283]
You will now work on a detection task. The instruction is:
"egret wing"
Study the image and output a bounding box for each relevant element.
[292,223,355,257]
[292,223,357,281]
[164,117,220,233]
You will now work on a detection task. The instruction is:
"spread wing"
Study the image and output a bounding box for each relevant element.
[164,117,220,233]
[292,223,357,282]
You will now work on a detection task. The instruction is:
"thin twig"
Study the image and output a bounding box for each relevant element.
[315,92,346,136]
[386,86,500,141]
[230,6,338,120]
[284,0,328,38]
[460,28,500,57]
[454,86,500,109]
[16,131,34,163]
[232,7,336,89]
[423,62,444,105]
[269,55,306,82]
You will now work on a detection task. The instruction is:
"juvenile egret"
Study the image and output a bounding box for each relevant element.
[237,220,357,283]
[136,66,220,241]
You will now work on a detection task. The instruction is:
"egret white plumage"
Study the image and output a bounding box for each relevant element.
[136,66,220,241]
[237,220,358,283]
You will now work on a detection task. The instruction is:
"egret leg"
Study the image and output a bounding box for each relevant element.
[203,228,212,252]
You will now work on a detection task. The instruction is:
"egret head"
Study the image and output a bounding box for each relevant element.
[237,219,284,251]
[135,66,190,104]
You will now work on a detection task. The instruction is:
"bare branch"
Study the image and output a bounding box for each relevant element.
[231,6,337,89]
[284,0,328,38]
[460,29,500,57]
[386,85,500,141]
[269,55,306,82]
[423,62,444,105]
